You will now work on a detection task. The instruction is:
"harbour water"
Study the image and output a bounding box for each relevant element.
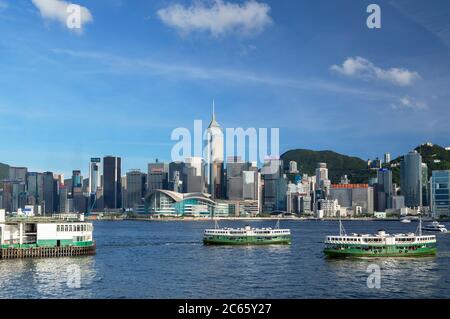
[0,220,449,299]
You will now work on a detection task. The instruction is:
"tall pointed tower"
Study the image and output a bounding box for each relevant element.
[205,100,224,198]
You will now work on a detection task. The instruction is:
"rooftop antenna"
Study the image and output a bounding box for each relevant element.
[212,99,216,121]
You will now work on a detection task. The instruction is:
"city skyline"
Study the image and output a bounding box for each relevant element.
[1,0,450,304]
[1,0,450,176]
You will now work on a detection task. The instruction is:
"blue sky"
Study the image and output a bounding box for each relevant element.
[0,0,449,177]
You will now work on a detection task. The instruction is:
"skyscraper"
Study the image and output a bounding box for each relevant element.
[9,167,27,182]
[169,162,184,192]
[126,170,146,209]
[205,102,224,199]
[71,170,82,194]
[42,171,58,214]
[375,168,393,211]
[88,158,101,211]
[89,158,101,194]
[103,156,122,209]
[384,153,391,164]
[26,172,43,205]
[315,163,328,190]
[262,159,287,212]
[0,178,27,213]
[430,170,450,218]
[147,160,169,194]
[422,163,429,207]
[243,163,260,201]
[329,184,374,215]
[400,151,422,207]
[0,162,9,181]
[226,157,246,200]
[59,185,68,213]
[182,157,204,193]
[289,161,299,174]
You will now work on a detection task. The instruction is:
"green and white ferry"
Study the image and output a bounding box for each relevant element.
[324,218,436,258]
[203,220,291,245]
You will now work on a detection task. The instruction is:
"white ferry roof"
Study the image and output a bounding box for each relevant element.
[205,227,289,231]
[328,233,431,238]
[204,227,291,236]
[326,232,436,242]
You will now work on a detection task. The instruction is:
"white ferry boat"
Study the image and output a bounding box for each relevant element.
[324,218,437,257]
[203,221,291,245]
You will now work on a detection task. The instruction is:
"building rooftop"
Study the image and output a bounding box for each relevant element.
[331,184,369,189]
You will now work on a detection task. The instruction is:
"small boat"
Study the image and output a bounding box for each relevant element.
[400,218,412,223]
[422,221,448,233]
[203,220,291,245]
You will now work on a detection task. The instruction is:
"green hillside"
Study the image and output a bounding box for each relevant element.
[281,149,375,184]
[390,143,450,184]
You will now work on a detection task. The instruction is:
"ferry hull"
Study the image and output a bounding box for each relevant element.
[324,246,436,258]
[203,236,291,245]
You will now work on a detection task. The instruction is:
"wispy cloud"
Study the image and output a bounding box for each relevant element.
[391,96,428,111]
[388,0,450,50]
[157,0,272,37]
[31,0,93,32]
[51,48,397,101]
[331,56,420,86]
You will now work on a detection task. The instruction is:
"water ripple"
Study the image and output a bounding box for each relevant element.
[0,220,449,298]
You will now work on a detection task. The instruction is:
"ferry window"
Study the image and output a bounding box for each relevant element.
[65,225,68,231]
[57,225,60,232]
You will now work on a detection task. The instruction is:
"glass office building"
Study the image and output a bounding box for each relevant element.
[400,151,422,207]
[431,170,450,217]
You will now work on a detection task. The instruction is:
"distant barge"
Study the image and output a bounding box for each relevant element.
[0,210,95,259]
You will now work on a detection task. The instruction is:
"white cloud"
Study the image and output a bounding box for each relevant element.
[32,0,93,31]
[391,96,428,110]
[157,0,272,37]
[331,56,420,86]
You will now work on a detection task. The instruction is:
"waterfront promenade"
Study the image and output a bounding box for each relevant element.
[86,215,443,222]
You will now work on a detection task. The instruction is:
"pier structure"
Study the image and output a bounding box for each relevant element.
[0,209,95,259]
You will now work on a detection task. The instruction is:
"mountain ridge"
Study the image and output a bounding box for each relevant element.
[281,143,450,185]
